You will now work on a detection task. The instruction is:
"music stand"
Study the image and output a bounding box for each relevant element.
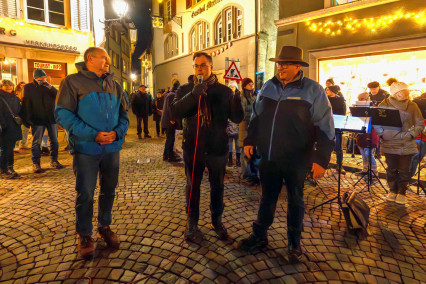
[311,115,367,213]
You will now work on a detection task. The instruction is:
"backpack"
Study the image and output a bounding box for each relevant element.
[342,191,370,235]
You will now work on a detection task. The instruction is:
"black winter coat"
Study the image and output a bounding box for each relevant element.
[328,96,346,115]
[131,91,152,117]
[161,91,181,129]
[171,80,244,157]
[21,81,58,126]
[369,89,389,106]
[153,96,165,122]
[0,90,22,143]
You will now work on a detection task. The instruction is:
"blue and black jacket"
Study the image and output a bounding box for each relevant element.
[55,62,129,155]
[244,72,335,169]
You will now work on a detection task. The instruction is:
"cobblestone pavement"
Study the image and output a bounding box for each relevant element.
[0,121,425,283]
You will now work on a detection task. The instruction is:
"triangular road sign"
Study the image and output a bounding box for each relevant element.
[224,61,242,81]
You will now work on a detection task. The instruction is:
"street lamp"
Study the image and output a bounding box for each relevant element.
[113,0,128,18]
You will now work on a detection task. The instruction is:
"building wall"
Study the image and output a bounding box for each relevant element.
[279,0,324,19]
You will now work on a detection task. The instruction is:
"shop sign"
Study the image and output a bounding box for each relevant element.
[152,16,164,28]
[25,40,78,52]
[0,27,17,36]
[192,0,223,18]
[34,62,62,71]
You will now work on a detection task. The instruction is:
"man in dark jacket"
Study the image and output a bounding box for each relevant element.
[238,46,335,263]
[131,85,152,139]
[55,47,129,259]
[171,52,244,242]
[21,68,63,173]
[161,81,181,162]
[368,81,389,106]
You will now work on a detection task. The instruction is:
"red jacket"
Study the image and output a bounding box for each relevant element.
[356,128,379,148]
[416,119,426,142]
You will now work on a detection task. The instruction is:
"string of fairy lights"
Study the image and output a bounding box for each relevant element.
[305,9,426,37]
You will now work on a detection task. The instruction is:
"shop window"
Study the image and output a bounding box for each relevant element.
[164,32,179,59]
[0,58,17,84]
[1,0,19,18]
[26,0,65,26]
[214,6,243,45]
[189,21,210,53]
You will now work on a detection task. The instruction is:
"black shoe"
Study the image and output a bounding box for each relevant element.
[51,161,64,169]
[144,134,152,138]
[168,155,182,162]
[33,164,46,173]
[238,234,268,251]
[7,168,19,179]
[211,222,228,240]
[185,223,203,243]
[41,147,50,156]
[1,169,16,179]
[288,246,303,264]
[163,155,169,161]
[137,134,142,139]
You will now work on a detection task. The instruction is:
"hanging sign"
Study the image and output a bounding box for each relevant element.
[34,62,62,70]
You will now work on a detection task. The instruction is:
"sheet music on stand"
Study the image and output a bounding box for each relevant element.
[333,115,369,133]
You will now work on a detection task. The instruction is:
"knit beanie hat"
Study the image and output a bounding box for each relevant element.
[33,68,47,79]
[228,80,239,90]
[327,85,340,94]
[390,82,410,101]
[241,77,253,89]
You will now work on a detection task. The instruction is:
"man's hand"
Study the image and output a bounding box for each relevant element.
[244,146,254,159]
[192,83,207,98]
[311,163,326,179]
[95,131,117,145]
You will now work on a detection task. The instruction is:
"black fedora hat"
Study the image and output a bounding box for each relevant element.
[269,46,309,67]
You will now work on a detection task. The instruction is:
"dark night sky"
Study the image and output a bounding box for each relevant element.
[130,0,153,74]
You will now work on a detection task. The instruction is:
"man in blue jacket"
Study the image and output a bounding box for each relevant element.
[55,47,129,259]
[238,46,335,263]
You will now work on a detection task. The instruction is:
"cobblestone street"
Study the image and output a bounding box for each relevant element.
[0,121,425,284]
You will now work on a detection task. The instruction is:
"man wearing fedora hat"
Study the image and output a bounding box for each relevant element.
[238,46,335,263]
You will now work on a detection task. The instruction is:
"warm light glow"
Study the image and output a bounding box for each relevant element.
[306,8,426,36]
[113,0,128,18]
[131,73,136,80]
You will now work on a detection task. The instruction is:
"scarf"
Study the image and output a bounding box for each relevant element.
[243,89,254,105]
[193,74,218,127]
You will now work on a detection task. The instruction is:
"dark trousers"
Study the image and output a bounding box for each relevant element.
[253,160,307,250]
[163,127,176,158]
[155,120,166,136]
[384,153,413,195]
[73,152,120,236]
[183,151,228,224]
[334,132,343,166]
[136,115,149,136]
[0,141,16,170]
[31,124,59,164]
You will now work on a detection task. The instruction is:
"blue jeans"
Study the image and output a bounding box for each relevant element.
[410,140,426,177]
[31,124,59,164]
[0,141,16,170]
[73,151,120,236]
[359,147,377,165]
[228,136,240,154]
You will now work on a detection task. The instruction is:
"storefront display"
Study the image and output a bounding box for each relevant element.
[318,49,426,107]
[0,58,17,83]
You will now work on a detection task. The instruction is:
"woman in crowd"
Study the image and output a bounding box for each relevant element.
[0,80,22,179]
[355,92,379,176]
[14,82,30,151]
[375,82,424,205]
[153,89,166,138]
[227,81,241,167]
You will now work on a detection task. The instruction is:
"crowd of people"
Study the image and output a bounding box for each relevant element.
[1,45,425,264]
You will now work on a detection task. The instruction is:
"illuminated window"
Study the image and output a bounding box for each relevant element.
[166,0,171,20]
[26,0,65,26]
[214,7,243,45]
[0,0,19,18]
[237,9,242,37]
[226,10,232,42]
[189,21,210,52]
[165,33,179,59]
[217,18,222,44]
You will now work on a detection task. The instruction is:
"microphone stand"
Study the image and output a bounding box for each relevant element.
[410,131,426,195]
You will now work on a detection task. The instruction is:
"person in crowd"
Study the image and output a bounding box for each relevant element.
[325,78,335,87]
[375,82,424,205]
[171,52,243,242]
[386,77,398,87]
[368,81,389,106]
[55,47,129,259]
[326,85,346,115]
[21,68,63,173]
[238,46,334,263]
[0,80,22,179]
[227,81,241,167]
[354,92,379,176]
[131,85,152,139]
[14,82,29,152]
[239,77,259,184]
[410,92,426,176]
[153,89,166,138]
[161,81,182,162]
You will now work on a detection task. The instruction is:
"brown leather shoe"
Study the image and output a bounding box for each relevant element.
[98,226,120,248]
[78,235,95,259]
[288,246,303,264]
[50,160,65,169]
[33,164,46,173]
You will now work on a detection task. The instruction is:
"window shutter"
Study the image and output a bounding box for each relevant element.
[0,0,18,18]
[186,0,191,9]
[159,2,164,18]
[70,0,90,31]
[171,0,176,18]
[232,7,237,39]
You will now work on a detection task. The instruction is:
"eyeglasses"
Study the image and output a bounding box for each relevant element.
[193,64,210,69]
[276,62,299,68]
